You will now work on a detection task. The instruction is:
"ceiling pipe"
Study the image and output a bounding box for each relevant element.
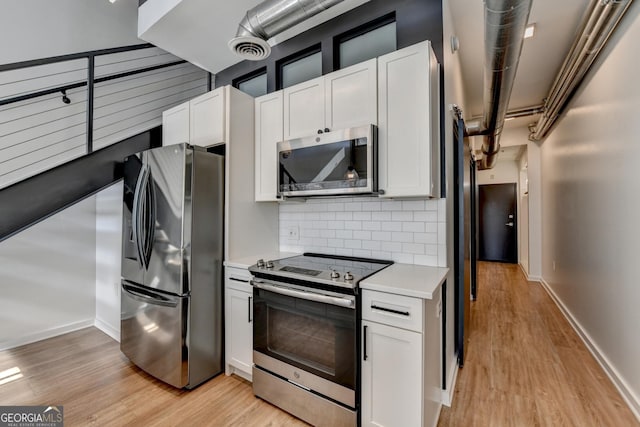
[530,0,633,140]
[477,0,533,170]
[466,104,544,134]
[229,0,345,61]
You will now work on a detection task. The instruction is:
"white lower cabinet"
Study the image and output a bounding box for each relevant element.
[224,267,253,381]
[361,288,442,427]
[362,320,422,426]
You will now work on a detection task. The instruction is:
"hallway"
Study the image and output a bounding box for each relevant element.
[438,262,638,426]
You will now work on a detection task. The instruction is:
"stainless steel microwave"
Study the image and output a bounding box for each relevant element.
[277,125,377,197]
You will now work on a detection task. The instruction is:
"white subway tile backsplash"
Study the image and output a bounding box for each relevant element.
[328,239,344,248]
[327,221,345,230]
[353,211,372,221]
[344,221,362,230]
[414,232,437,245]
[380,201,403,211]
[381,221,402,232]
[353,230,372,240]
[372,211,392,221]
[391,232,413,243]
[362,221,382,231]
[392,211,413,222]
[372,231,392,241]
[344,239,362,249]
[402,222,425,233]
[335,212,353,220]
[403,243,425,255]
[279,197,445,268]
[335,230,353,239]
[362,240,381,250]
[414,211,438,222]
[425,200,439,211]
[381,241,402,252]
[320,229,336,239]
[402,200,426,211]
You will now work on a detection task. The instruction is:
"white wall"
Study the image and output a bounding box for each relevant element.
[527,141,542,279]
[539,2,640,416]
[0,196,97,350]
[477,158,519,185]
[279,197,446,267]
[442,0,469,404]
[95,182,123,341]
[518,149,529,274]
[0,0,141,64]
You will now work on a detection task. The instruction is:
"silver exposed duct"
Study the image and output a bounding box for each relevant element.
[530,0,633,140]
[477,0,533,170]
[229,0,345,60]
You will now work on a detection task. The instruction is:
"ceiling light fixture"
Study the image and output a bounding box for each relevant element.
[524,23,536,39]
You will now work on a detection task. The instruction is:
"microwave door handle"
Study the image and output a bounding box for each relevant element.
[251,280,355,309]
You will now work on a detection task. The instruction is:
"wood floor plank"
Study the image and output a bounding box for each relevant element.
[439,262,639,427]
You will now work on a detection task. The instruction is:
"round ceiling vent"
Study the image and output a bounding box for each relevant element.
[228,36,271,61]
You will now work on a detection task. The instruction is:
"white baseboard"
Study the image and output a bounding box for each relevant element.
[518,262,541,282]
[0,319,94,352]
[94,318,120,342]
[441,354,459,406]
[539,278,640,421]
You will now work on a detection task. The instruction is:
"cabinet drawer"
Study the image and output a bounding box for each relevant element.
[225,267,252,293]
[362,290,423,332]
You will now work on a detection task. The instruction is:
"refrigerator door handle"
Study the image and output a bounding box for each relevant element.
[131,166,147,269]
[143,168,156,267]
[122,282,179,308]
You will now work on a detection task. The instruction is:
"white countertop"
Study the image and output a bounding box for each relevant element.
[224,252,300,269]
[360,263,449,299]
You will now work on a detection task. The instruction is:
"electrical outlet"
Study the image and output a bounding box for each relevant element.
[287,226,299,240]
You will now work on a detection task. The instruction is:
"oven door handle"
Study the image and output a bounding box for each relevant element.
[251,280,355,309]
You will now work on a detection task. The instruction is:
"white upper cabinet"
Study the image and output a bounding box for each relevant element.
[162,87,226,147]
[189,88,226,147]
[255,91,283,202]
[378,41,440,198]
[162,102,189,146]
[325,58,377,131]
[283,59,377,140]
[283,76,325,139]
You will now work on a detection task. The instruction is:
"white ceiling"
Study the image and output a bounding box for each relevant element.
[448,0,590,117]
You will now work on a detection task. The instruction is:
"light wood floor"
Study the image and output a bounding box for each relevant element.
[0,262,637,426]
[438,262,639,427]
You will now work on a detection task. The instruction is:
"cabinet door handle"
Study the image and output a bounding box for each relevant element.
[248,296,252,323]
[371,305,410,316]
[230,277,250,283]
[363,325,368,361]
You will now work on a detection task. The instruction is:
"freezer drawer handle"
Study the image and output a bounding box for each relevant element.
[371,305,410,317]
[122,283,178,308]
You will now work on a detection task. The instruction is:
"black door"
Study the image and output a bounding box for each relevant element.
[479,183,517,263]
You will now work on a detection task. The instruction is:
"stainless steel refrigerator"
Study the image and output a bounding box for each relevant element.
[120,143,224,389]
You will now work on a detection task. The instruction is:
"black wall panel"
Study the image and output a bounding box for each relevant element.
[215,0,443,92]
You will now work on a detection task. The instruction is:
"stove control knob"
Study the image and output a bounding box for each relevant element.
[256,259,265,268]
[330,270,340,279]
[344,271,354,281]
[266,260,275,269]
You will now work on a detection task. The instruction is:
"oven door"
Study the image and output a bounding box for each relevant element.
[252,279,357,392]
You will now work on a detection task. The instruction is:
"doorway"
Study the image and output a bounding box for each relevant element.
[478,183,517,263]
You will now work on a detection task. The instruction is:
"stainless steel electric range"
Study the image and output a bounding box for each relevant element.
[248,253,393,427]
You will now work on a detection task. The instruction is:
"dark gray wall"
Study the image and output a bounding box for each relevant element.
[215,0,443,92]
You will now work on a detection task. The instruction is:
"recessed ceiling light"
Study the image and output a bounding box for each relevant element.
[524,23,536,39]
